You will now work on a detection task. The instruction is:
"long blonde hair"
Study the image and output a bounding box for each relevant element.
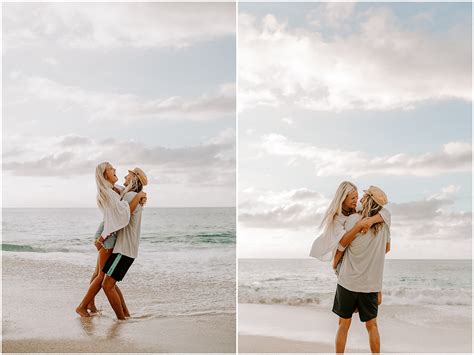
[359,195,383,235]
[320,181,357,232]
[95,161,114,212]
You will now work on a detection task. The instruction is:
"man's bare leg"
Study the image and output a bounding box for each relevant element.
[335,317,352,353]
[102,275,126,320]
[115,285,130,317]
[365,318,380,353]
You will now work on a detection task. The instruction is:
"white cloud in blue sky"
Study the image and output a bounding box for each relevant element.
[238,2,472,259]
[3,2,236,208]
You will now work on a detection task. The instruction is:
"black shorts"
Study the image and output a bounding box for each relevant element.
[332,284,378,322]
[102,253,134,282]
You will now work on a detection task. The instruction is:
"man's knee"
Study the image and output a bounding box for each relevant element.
[102,276,116,292]
[365,318,378,330]
[338,317,352,330]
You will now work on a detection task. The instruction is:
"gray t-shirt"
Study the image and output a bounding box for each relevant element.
[337,209,391,293]
[113,191,143,259]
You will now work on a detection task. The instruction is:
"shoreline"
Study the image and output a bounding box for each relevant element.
[238,334,365,353]
[3,313,236,353]
[238,303,472,353]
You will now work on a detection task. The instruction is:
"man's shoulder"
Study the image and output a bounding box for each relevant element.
[123,191,138,202]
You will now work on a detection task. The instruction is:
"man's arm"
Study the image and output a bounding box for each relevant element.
[338,222,365,248]
[332,249,344,269]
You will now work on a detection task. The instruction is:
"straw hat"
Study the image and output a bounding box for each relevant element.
[128,167,148,186]
[363,186,388,206]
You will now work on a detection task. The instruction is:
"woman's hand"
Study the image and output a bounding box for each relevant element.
[356,218,372,233]
[138,191,147,206]
[95,236,104,251]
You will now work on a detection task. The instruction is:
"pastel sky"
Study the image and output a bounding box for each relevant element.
[3,2,236,208]
[238,2,472,259]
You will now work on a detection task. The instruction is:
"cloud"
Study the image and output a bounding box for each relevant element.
[3,2,235,51]
[259,133,471,177]
[239,187,330,228]
[3,130,236,187]
[239,185,471,243]
[6,75,235,122]
[306,3,355,29]
[239,6,471,112]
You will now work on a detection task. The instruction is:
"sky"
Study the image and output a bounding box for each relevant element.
[2,2,236,208]
[237,2,472,259]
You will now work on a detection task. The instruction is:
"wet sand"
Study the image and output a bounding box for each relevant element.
[238,303,472,353]
[2,254,236,353]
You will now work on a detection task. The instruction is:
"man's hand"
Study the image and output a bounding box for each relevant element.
[139,196,147,205]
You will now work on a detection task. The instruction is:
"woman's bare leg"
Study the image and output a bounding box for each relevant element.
[76,248,112,317]
[115,285,130,317]
[87,259,100,312]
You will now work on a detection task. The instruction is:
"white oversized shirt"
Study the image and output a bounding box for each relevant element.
[309,214,348,261]
[101,187,130,240]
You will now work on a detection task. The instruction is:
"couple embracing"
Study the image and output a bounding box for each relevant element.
[76,162,148,320]
[310,181,391,353]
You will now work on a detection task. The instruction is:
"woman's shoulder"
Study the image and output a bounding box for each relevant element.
[347,213,362,223]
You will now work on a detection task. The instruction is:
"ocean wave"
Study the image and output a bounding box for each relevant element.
[239,287,472,307]
[382,287,472,306]
[146,232,236,245]
[238,295,333,306]
[2,243,45,253]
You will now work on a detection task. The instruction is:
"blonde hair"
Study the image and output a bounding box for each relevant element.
[320,181,357,232]
[359,195,383,235]
[95,162,114,212]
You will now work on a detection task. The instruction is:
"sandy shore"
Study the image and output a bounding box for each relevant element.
[238,303,472,353]
[3,314,235,353]
[239,334,361,353]
[2,254,236,353]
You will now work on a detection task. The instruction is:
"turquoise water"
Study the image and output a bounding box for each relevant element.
[2,207,235,253]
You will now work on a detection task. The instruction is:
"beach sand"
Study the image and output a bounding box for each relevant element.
[238,303,471,353]
[3,314,235,353]
[2,254,236,353]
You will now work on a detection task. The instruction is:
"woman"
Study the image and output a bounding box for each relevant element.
[75,162,146,317]
[310,181,379,261]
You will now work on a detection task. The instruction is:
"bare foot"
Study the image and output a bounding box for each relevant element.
[87,304,98,313]
[76,306,91,317]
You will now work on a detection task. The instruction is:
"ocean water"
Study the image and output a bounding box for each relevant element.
[239,258,471,326]
[2,207,236,319]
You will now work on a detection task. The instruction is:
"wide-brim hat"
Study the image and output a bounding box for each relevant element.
[128,167,148,186]
[363,185,388,206]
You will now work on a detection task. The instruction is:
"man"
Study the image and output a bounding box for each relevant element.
[100,167,148,320]
[332,186,391,354]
